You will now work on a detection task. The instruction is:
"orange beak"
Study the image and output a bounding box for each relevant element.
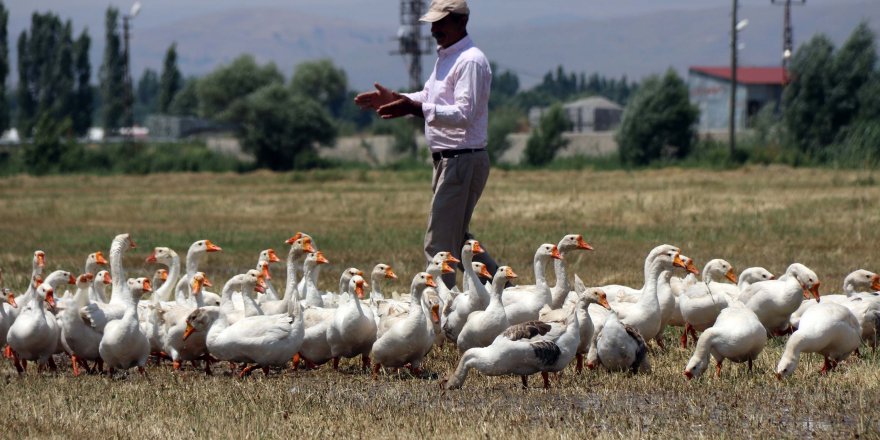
[550,245,563,260]
[471,241,484,255]
[685,259,700,275]
[576,236,593,251]
[316,252,329,265]
[768,274,776,280]
[441,262,455,274]
[673,254,686,269]
[809,282,820,301]
[445,255,461,265]
[285,232,304,245]
[142,279,152,293]
[160,270,168,282]
[430,304,440,324]
[598,292,611,309]
[34,275,43,287]
[262,264,271,280]
[871,275,880,292]
[36,253,45,268]
[68,274,77,285]
[205,240,222,252]
[183,323,196,341]
[95,251,108,265]
[425,274,437,288]
[725,269,738,284]
[145,251,157,263]
[255,277,266,293]
[385,267,397,280]
[267,249,281,263]
[103,272,112,285]
[505,268,518,279]
[301,238,316,254]
[479,265,492,279]
[355,281,366,299]
[191,278,202,294]
[44,288,56,310]
[7,293,17,308]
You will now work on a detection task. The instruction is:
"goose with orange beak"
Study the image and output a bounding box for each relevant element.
[283,234,315,302]
[326,275,377,371]
[160,272,216,374]
[301,251,330,308]
[80,234,139,333]
[174,239,222,304]
[683,298,768,380]
[776,301,860,379]
[539,276,610,373]
[7,283,60,373]
[679,259,742,346]
[370,272,438,379]
[501,243,564,327]
[441,240,491,342]
[59,273,105,376]
[255,249,282,304]
[0,287,16,355]
[739,263,821,335]
[550,234,594,309]
[457,266,518,353]
[98,277,153,377]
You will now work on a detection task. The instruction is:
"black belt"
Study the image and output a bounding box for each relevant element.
[431,148,485,161]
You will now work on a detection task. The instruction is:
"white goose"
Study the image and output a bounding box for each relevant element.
[370,272,437,378]
[322,267,364,308]
[99,277,153,376]
[541,276,610,372]
[326,275,377,371]
[80,234,137,332]
[259,236,315,315]
[145,247,181,305]
[256,248,282,303]
[59,273,109,376]
[442,240,491,341]
[7,284,58,373]
[776,302,861,378]
[301,251,330,308]
[160,272,215,373]
[10,251,46,320]
[662,254,700,331]
[790,269,880,330]
[679,259,739,345]
[501,243,563,326]
[740,263,821,334]
[549,234,593,308]
[83,251,109,303]
[443,301,582,390]
[599,244,680,301]
[456,266,517,353]
[586,309,650,373]
[150,269,169,296]
[0,271,18,353]
[683,301,768,380]
[173,239,222,304]
[369,263,398,301]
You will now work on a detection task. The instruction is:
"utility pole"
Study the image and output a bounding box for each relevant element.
[122,2,141,141]
[729,0,738,155]
[393,0,433,158]
[772,0,806,85]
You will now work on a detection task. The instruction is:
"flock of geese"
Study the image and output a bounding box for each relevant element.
[1,232,879,389]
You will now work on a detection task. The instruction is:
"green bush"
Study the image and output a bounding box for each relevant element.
[524,103,570,166]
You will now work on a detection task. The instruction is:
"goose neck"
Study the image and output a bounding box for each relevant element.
[155,254,180,302]
[284,249,299,300]
[534,255,549,287]
[185,249,202,278]
[553,254,570,293]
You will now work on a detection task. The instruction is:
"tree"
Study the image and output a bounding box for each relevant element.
[617,69,698,166]
[197,54,283,122]
[289,59,347,117]
[524,103,570,166]
[135,68,159,122]
[15,31,35,135]
[99,6,125,131]
[829,22,877,143]
[0,1,9,131]
[486,106,520,163]
[72,29,92,136]
[169,76,198,116]
[158,42,181,113]
[782,35,837,158]
[238,84,336,170]
[489,62,519,110]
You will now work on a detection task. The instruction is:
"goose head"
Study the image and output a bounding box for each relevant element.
[493,266,518,285]
[285,232,304,245]
[472,262,492,280]
[260,249,281,264]
[33,250,46,270]
[152,269,168,289]
[702,259,736,283]
[461,240,484,258]
[75,273,95,290]
[678,255,700,275]
[536,243,563,262]
[189,239,222,254]
[184,307,220,341]
[372,264,397,281]
[45,270,77,290]
[410,272,438,295]
[256,260,272,280]
[244,269,266,294]
[843,269,880,294]
[305,251,330,268]
[431,251,459,266]
[145,247,176,265]
[191,272,212,295]
[86,251,108,270]
[5,288,17,308]
[573,275,610,309]
[775,351,798,379]
[340,267,364,284]
[683,354,707,380]
[127,277,152,299]
[37,284,56,311]
[95,270,112,287]
[557,234,593,253]
[349,275,369,299]
[651,247,685,272]
[739,267,775,285]
[785,263,821,301]
[289,235,316,255]
[647,244,680,262]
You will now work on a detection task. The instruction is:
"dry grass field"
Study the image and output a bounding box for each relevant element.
[1,166,879,438]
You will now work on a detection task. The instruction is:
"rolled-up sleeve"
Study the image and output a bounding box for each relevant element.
[402,87,429,104]
[423,61,490,129]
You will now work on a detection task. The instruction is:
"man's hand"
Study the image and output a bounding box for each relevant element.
[377,96,423,119]
[354,83,398,110]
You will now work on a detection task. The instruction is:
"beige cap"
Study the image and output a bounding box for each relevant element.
[419,0,470,23]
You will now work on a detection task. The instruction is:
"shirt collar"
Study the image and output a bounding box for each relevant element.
[437,35,473,57]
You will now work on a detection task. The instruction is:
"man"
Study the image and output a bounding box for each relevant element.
[354,0,498,288]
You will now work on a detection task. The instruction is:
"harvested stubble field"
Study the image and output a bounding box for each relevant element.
[1,166,880,439]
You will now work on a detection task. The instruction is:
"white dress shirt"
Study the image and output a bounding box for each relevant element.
[402,35,492,153]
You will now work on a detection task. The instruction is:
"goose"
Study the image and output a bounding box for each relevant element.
[83,251,109,303]
[740,263,821,334]
[151,269,169,295]
[213,271,268,327]
[326,275,377,371]
[369,264,398,301]
[370,272,437,378]
[550,234,593,308]
[7,284,58,373]
[775,302,861,378]
[683,301,768,380]
[662,254,700,329]
[256,248,282,303]
[428,252,459,304]
[160,272,215,373]
[283,234,315,302]
[790,269,880,330]
[457,266,517,353]
[9,251,46,320]
[442,301,582,390]
[541,276,610,372]
[322,267,364,308]
[679,259,740,345]
[80,234,137,332]
[294,233,320,298]
[98,277,153,376]
[501,243,563,326]
[0,277,18,353]
[301,251,330,308]
[26,270,76,315]
[669,255,700,297]
[59,273,110,376]
[173,239,222,304]
[441,240,491,341]
[145,247,181,304]
[599,244,680,302]
[185,276,303,378]
[586,310,650,373]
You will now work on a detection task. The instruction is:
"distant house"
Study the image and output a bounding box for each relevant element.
[529,96,624,133]
[688,66,785,132]
[145,115,235,141]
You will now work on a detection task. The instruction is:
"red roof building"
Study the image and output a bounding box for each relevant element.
[687,66,786,132]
